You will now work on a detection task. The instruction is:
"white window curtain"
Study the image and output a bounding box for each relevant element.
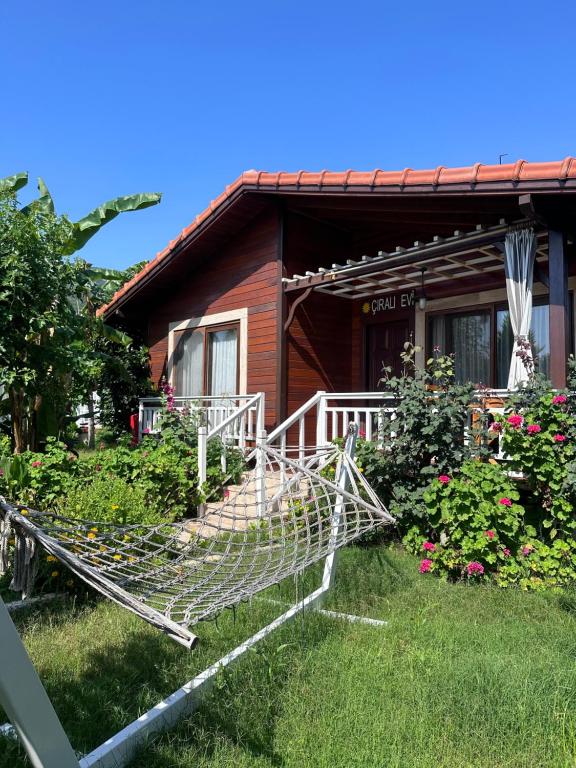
[174,330,204,397]
[208,328,238,397]
[504,228,537,389]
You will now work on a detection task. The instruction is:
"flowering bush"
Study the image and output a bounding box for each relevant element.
[404,461,524,581]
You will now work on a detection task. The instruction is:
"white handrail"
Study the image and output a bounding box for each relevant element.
[266,391,322,444]
[207,393,264,440]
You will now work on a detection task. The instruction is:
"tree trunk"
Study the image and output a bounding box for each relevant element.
[87,392,96,450]
[9,387,26,454]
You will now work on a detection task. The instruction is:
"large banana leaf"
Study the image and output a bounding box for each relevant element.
[0,172,28,194]
[21,177,55,215]
[63,192,161,255]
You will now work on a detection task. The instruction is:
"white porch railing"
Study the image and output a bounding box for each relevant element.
[138,393,265,499]
[266,390,514,461]
[138,395,263,443]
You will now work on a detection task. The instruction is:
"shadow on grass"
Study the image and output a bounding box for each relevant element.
[1,590,343,768]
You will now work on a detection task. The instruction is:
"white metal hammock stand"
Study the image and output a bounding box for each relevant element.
[0,424,393,768]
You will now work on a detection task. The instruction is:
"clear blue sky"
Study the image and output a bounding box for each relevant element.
[2,1,575,270]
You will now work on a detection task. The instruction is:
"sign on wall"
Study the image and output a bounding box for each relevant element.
[362,290,415,316]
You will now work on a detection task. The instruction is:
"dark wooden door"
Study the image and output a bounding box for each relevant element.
[366,320,410,389]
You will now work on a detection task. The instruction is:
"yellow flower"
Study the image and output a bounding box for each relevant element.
[51,570,59,578]
[128,557,136,563]
[90,527,98,532]
[113,554,122,561]
[111,504,119,511]
[99,545,108,552]
[46,555,57,562]
[87,532,96,540]
[21,509,29,516]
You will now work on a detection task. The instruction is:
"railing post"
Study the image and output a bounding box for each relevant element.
[315,391,327,450]
[197,425,207,515]
[256,429,267,518]
[256,392,265,437]
[137,399,144,442]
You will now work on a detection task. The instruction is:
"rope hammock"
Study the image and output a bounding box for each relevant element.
[0,442,393,648]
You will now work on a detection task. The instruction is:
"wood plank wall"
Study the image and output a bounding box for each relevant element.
[146,206,281,428]
[283,212,356,443]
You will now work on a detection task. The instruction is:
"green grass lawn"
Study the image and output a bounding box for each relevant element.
[3,546,576,767]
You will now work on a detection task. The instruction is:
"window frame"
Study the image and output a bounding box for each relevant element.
[426,295,571,388]
[168,308,248,397]
[172,321,240,397]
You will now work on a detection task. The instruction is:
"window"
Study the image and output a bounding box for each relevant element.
[496,303,550,388]
[430,311,491,385]
[173,323,239,397]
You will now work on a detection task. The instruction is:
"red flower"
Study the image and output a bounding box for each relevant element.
[438,475,451,485]
[490,422,503,433]
[419,559,433,574]
[507,414,523,428]
[422,541,436,552]
[527,424,541,434]
[485,529,495,539]
[31,461,42,468]
[553,434,567,443]
[502,548,511,557]
[499,497,512,507]
[552,394,567,405]
[521,544,533,556]
[467,561,484,576]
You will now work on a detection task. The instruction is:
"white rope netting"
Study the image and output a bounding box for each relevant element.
[0,443,393,647]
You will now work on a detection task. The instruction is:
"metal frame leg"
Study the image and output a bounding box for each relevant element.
[0,597,80,768]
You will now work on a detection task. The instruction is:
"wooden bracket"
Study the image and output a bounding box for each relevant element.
[284,286,313,331]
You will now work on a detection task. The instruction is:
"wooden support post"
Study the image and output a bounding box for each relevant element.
[548,230,569,388]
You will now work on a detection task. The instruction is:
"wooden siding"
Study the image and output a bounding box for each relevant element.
[283,212,355,442]
[146,206,281,428]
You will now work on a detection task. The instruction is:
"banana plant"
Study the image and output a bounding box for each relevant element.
[0,173,161,452]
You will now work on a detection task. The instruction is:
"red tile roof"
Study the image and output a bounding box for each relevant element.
[99,157,576,316]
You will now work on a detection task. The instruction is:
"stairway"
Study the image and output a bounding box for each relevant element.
[180,468,311,541]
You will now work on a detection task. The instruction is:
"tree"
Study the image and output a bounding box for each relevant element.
[0,173,160,452]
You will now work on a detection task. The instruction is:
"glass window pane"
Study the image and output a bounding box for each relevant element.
[173,329,204,397]
[496,304,550,387]
[430,313,490,385]
[207,327,238,397]
[451,314,490,385]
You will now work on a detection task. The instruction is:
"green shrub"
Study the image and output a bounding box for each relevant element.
[55,475,164,526]
[404,460,524,581]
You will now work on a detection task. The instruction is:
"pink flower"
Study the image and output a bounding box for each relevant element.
[419,558,433,574]
[142,428,150,434]
[503,548,511,557]
[507,414,523,428]
[358,429,366,439]
[31,461,42,468]
[223,489,230,498]
[485,529,495,539]
[553,434,567,443]
[527,424,541,434]
[438,475,451,485]
[490,422,503,433]
[423,541,436,552]
[521,545,533,556]
[467,561,485,576]
[552,394,567,405]
[499,497,512,507]
[0,468,4,477]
